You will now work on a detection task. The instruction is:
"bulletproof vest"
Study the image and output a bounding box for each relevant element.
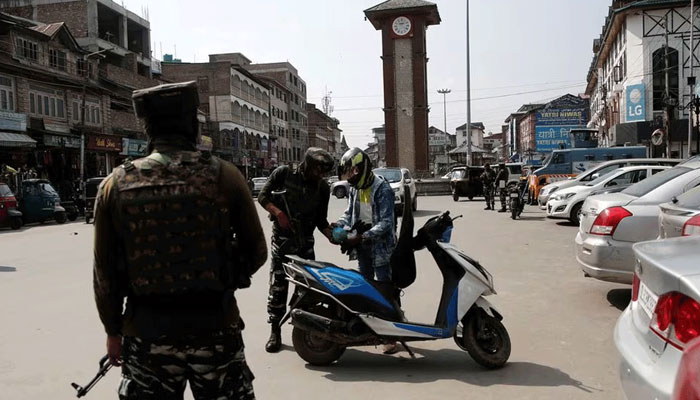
[273,168,324,238]
[113,151,228,296]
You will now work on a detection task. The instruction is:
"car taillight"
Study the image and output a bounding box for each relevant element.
[632,273,640,302]
[651,292,700,350]
[673,337,700,400]
[590,206,632,236]
[682,215,700,237]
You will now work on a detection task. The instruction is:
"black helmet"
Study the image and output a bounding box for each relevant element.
[339,147,373,189]
[300,147,335,176]
[132,81,199,142]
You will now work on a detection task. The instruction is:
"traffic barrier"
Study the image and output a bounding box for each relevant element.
[415,179,451,196]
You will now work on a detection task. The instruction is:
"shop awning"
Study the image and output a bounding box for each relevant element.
[0,132,37,148]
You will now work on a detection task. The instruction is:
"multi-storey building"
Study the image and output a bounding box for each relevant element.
[585,0,700,157]
[161,55,273,177]
[427,126,454,174]
[306,103,340,156]
[246,61,308,165]
[370,125,386,167]
[262,76,292,166]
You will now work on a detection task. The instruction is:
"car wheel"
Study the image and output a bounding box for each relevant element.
[55,212,67,224]
[453,190,459,202]
[412,196,417,211]
[569,202,583,225]
[10,217,22,230]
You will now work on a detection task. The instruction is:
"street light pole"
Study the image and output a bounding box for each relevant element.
[465,0,472,166]
[437,88,451,174]
[689,0,695,157]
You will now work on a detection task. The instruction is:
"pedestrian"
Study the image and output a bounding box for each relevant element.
[334,148,399,354]
[480,163,496,210]
[258,147,336,353]
[495,162,509,213]
[92,81,267,399]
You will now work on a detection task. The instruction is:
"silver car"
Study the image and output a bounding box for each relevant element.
[251,177,268,196]
[615,236,700,399]
[538,158,680,209]
[576,161,700,284]
[658,185,700,239]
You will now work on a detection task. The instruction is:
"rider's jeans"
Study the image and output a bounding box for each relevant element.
[358,249,391,282]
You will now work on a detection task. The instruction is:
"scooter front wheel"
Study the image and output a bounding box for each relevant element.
[460,313,511,369]
[292,326,346,366]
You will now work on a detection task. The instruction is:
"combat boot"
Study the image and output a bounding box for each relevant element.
[498,207,507,213]
[265,325,282,353]
[484,206,491,210]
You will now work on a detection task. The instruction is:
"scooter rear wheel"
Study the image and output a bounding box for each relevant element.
[460,312,511,369]
[292,326,346,366]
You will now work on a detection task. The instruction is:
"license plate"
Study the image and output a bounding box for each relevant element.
[510,193,519,198]
[638,282,658,319]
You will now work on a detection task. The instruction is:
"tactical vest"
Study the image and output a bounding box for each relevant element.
[272,167,323,239]
[113,151,229,296]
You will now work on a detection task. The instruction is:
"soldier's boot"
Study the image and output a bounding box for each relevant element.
[265,325,282,353]
[498,207,507,213]
[484,205,491,210]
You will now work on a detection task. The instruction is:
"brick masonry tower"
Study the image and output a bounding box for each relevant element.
[365,0,440,173]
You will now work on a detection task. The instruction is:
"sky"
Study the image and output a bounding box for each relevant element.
[119,0,612,149]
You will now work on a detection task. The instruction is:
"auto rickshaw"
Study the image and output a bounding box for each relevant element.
[450,166,485,201]
[17,179,67,224]
[84,177,105,224]
[0,182,23,230]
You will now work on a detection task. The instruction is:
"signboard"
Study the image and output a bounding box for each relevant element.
[534,125,585,151]
[87,134,122,152]
[429,133,448,146]
[44,134,81,148]
[626,83,646,122]
[44,122,70,134]
[0,111,27,132]
[535,109,588,126]
[120,138,148,156]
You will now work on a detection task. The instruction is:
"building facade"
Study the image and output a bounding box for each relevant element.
[428,126,454,174]
[586,0,700,157]
[370,125,386,167]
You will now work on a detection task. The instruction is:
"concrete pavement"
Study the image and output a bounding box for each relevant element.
[0,195,627,399]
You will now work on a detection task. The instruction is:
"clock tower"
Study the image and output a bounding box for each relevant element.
[365,0,441,173]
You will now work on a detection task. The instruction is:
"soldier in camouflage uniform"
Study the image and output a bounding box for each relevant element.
[495,162,510,212]
[93,81,267,399]
[258,148,335,353]
[480,163,496,210]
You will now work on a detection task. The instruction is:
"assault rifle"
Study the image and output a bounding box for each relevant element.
[71,355,112,397]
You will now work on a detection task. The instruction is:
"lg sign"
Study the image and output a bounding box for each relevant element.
[626,84,646,122]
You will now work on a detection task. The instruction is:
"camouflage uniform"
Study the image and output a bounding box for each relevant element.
[480,168,496,210]
[93,82,267,400]
[495,166,509,211]
[258,164,331,325]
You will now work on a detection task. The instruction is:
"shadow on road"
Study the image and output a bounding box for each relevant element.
[412,210,441,218]
[555,221,578,227]
[0,266,17,272]
[607,288,631,311]
[307,348,597,392]
[517,215,545,221]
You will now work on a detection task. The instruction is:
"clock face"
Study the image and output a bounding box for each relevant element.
[392,16,412,36]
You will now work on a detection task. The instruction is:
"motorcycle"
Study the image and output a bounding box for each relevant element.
[282,207,511,369]
[508,182,526,220]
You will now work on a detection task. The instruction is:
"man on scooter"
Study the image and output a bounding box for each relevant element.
[258,148,336,353]
[334,148,399,354]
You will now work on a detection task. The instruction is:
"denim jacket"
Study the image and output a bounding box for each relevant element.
[337,175,396,268]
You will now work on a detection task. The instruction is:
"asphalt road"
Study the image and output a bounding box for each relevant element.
[0,195,629,399]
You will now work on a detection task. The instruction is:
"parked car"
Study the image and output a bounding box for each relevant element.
[546,165,669,224]
[0,182,22,230]
[251,177,268,196]
[373,167,418,212]
[84,177,105,224]
[538,158,680,209]
[659,185,700,239]
[450,166,484,201]
[331,180,350,199]
[576,161,700,284]
[614,236,700,399]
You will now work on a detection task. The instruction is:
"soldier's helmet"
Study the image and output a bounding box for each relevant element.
[339,147,372,188]
[300,147,335,175]
[132,81,199,142]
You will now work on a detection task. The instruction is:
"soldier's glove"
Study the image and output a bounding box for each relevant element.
[275,211,293,231]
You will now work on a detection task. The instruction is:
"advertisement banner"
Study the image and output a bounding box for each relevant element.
[534,125,582,151]
[626,84,646,122]
[429,133,448,146]
[535,108,589,126]
[44,134,81,148]
[0,111,27,132]
[120,138,148,156]
[87,134,122,152]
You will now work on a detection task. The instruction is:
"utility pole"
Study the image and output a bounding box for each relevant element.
[690,0,696,157]
[438,88,451,173]
[665,14,672,157]
[466,0,472,166]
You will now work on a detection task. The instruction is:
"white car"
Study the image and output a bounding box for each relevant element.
[373,167,418,212]
[615,236,700,399]
[546,166,669,224]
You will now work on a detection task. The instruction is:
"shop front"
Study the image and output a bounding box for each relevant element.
[41,132,82,198]
[86,134,123,177]
[0,111,34,171]
[118,138,148,164]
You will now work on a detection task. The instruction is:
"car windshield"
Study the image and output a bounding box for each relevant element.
[622,167,691,197]
[39,183,59,196]
[0,184,13,197]
[252,178,267,183]
[675,185,700,209]
[585,170,620,186]
[452,169,466,179]
[374,169,402,183]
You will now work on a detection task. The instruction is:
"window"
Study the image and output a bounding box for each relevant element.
[653,46,679,112]
[198,76,209,92]
[0,75,15,111]
[29,85,64,118]
[15,37,38,61]
[49,49,67,71]
[71,95,101,125]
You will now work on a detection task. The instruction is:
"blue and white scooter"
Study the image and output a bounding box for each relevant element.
[282,202,510,369]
